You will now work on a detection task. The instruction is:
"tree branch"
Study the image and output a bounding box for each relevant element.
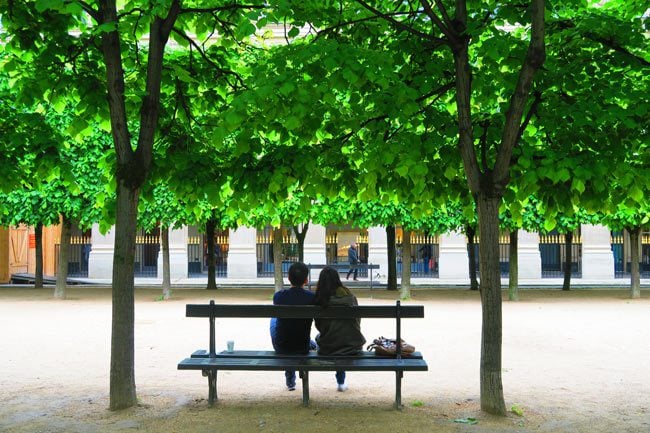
[479,120,490,172]
[419,0,455,43]
[354,0,445,43]
[171,27,246,89]
[493,0,545,186]
[77,1,100,22]
[179,4,266,14]
[134,0,182,178]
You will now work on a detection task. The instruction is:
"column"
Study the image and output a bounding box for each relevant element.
[581,224,615,280]
[368,226,388,279]
[437,232,470,283]
[157,226,188,280]
[302,223,326,280]
[226,227,258,280]
[517,230,542,280]
[87,223,114,279]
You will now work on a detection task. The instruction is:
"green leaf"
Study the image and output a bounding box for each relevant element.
[453,418,478,425]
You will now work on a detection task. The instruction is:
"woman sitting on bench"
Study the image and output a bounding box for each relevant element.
[314,266,367,392]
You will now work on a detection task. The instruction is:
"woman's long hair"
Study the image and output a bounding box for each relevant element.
[314,266,344,307]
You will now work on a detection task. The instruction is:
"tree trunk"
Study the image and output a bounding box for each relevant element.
[54,216,71,299]
[34,222,44,289]
[629,227,641,299]
[206,219,217,290]
[109,182,139,410]
[451,0,544,415]
[386,225,397,290]
[100,0,180,411]
[508,230,519,301]
[476,193,506,415]
[400,229,412,300]
[467,225,479,290]
[161,226,171,299]
[562,232,573,291]
[293,222,309,263]
[273,227,284,292]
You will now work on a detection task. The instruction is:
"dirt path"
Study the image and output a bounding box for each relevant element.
[0,287,648,433]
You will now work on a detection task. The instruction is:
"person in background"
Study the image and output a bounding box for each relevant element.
[346,241,359,281]
[270,262,315,391]
[314,266,366,392]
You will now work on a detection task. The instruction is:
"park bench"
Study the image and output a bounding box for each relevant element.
[306,263,381,288]
[178,300,428,408]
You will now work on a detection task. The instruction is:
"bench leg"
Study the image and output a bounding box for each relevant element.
[394,371,403,410]
[300,371,309,406]
[207,369,217,406]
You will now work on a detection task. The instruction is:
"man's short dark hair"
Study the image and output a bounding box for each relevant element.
[288,262,309,287]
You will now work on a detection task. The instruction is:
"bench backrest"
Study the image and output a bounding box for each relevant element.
[186,303,424,319]
[187,301,424,358]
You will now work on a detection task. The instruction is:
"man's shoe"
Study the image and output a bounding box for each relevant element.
[287,384,296,391]
[337,383,348,392]
[353,278,358,281]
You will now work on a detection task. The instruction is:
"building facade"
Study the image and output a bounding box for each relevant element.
[2,222,649,285]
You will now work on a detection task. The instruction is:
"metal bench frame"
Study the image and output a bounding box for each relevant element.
[178,301,427,408]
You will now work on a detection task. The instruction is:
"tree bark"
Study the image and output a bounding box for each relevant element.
[628,227,641,299]
[54,216,71,299]
[206,219,217,290]
[386,225,397,290]
[273,227,284,292]
[109,182,139,410]
[467,225,479,290]
[34,222,44,289]
[99,0,180,410]
[508,230,519,301]
[476,193,507,415]
[450,0,544,414]
[293,222,309,263]
[161,226,171,299]
[562,232,573,291]
[400,229,412,299]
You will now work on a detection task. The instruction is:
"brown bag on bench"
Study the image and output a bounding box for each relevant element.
[367,336,415,357]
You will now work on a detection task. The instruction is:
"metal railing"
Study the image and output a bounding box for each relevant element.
[256,229,299,277]
[467,233,511,278]
[134,233,160,277]
[539,232,582,278]
[396,233,440,278]
[611,232,650,278]
[54,236,91,278]
[187,234,229,278]
[326,232,369,278]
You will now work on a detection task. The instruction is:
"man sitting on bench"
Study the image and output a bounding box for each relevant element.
[269,262,315,391]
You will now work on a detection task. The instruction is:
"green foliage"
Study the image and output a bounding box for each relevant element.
[511,403,524,417]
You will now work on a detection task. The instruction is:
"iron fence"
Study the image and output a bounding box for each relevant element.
[54,236,92,277]
[467,233,511,278]
[612,231,650,278]
[539,231,582,278]
[396,232,440,278]
[256,228,299,277]
[134,232,160,277]
[326,232,369,278]
[187,233,229,278]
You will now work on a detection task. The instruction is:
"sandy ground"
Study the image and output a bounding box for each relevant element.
[0,286,648,433]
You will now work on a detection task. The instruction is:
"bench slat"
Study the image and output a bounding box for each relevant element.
[190,349,424,360]
[186,304,424,319]
[178,357,428,372]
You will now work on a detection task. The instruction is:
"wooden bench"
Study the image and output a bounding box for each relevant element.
[306,263,381,288]
[178,301,427,408]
